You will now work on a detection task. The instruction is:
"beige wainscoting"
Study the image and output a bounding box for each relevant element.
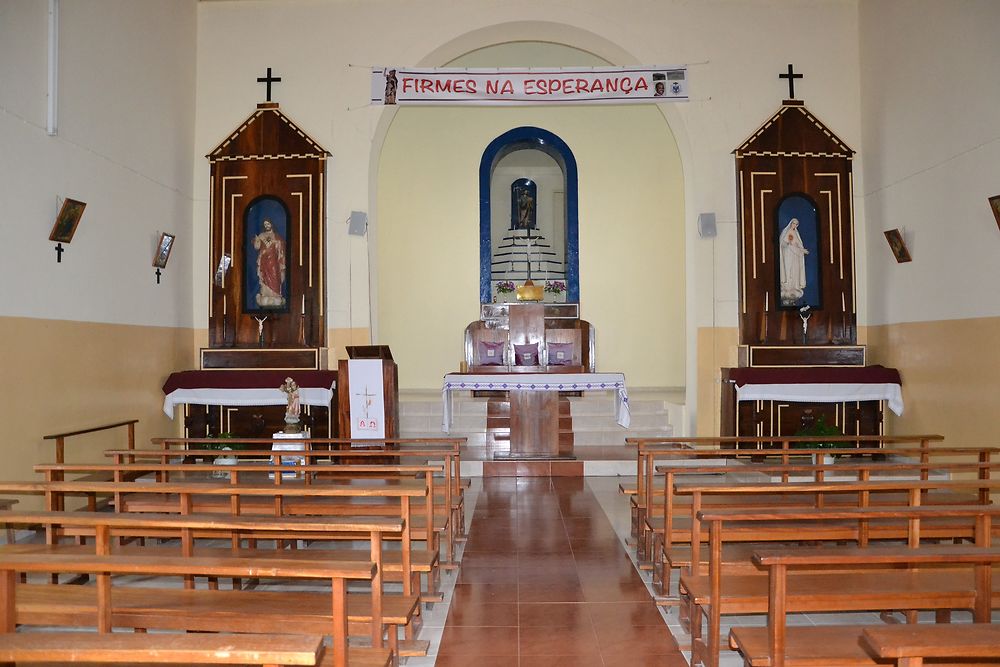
[0,317,194,506]
[865,317,1000,445]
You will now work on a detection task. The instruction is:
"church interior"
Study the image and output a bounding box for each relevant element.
[2,0,1000,665]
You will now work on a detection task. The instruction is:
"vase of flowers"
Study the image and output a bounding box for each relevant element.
[495,280,516,302]
[544,280,566,302]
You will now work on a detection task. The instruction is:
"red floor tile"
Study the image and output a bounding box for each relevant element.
[436,477,688,664]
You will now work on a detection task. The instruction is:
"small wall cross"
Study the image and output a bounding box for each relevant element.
[256,67,282,102]
[779,63,803,99]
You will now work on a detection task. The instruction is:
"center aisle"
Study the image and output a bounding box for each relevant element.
[431,476,687,666]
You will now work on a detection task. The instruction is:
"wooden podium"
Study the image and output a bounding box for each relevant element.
[336,346,399,439]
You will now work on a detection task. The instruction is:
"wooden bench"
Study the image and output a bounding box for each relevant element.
[862,624,1000,666]
[36,461,445,599]
[729,544,1000,667]
[626,436,981,540]
[628,438,989,559]
[685,503,1000,667]
[0,510,403,652]
[664,479,1000,596]
[0,549,383,667]
[0,480,426,657]
[649,460,998,594]
[0,632,340,666]
[125,438,466,565]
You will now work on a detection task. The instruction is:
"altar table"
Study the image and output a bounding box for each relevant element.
[729,365,904,416]
[162,370,338,418]
[441,372,630,433]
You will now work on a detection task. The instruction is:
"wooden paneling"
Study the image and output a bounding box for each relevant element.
[206,103,328,353]
[735,101,856,347]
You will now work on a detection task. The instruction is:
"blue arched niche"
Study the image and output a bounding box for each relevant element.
[479,127,579,304]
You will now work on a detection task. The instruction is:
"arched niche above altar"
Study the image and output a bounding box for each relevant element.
[479,126,579,304]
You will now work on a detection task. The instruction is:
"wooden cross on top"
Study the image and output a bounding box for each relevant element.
[779,63,803,99]
[257,67,282,102]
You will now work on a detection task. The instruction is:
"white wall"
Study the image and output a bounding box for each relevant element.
[1,0,197,327]
[860,0,1000,325]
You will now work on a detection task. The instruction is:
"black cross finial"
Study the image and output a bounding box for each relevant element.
[257,67,282,102]
[779,63,803,99]
[54,243,64,263]
[155,268,162,285]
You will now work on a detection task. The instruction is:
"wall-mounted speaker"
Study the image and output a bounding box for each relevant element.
[348,211,367,236]
[697,212,717,238]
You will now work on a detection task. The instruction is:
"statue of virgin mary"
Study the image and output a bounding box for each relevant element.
[779,218,809,305]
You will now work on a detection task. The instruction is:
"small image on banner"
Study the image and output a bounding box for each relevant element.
[348,359,386,440]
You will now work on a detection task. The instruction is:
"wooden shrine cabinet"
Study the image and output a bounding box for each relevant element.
[721,98,896,444]
[204,102,329,367]
[162,99,336,441]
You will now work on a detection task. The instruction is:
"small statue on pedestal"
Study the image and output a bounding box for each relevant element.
[279,376,301,433]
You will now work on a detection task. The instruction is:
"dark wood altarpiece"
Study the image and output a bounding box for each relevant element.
[206,102,329,359]
[722,98,889,441]
[734,99,856,348]
[177,100,333,439]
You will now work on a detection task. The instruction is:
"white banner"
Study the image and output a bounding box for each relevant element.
[371,66,687,106]
[348,359,386,439]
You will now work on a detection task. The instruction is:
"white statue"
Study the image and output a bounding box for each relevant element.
[779,218,809,305]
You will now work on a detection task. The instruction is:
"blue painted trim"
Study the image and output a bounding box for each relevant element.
[479,126,579,304]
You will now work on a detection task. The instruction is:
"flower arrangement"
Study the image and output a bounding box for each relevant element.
[544,280,567,295]
[496,280,516,294]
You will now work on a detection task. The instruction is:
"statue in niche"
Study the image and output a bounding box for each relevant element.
[511,178,537,230]
[779,218,809,305]
[243,195,291,313]
[253,219,287,308]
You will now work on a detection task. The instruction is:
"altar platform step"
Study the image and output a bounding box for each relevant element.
[398,387,684,476]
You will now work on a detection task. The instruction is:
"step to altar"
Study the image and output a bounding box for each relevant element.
[399,387,685,476]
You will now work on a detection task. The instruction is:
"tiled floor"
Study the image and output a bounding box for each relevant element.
[410,476,687,666]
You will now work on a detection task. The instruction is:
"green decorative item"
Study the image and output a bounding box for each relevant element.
[792,415,847,450]
[203,433,251,451]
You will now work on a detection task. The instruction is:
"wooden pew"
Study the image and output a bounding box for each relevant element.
[36,461,444,599]
[0,480,425,657]
[686,503,1000,667]
[0,510,401,654]
[650,458,999,594]
[862,624,1000,667]
[148,437,466,541]
[0,549,382,667]
[0,632,336,666]
[730,544,1000,667]
[125,438,466,565]
[626,435,964,557]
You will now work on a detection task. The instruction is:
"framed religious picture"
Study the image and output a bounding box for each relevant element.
[989,195,1000,231]
[243,196,291,313]
[152,233,175,268]
[49,198,87,243]
[883,228,912,263]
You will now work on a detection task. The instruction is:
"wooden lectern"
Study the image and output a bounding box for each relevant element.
[336,346,399,439]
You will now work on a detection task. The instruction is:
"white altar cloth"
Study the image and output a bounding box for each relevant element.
[735,383,904,416]
[441,372,629,432]
[163,387,335,418]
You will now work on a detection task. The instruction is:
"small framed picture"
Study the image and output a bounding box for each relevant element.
[153,232,175,268]
[49,198,87,243]
[883,228,912,263]
[989,195,1000,231]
